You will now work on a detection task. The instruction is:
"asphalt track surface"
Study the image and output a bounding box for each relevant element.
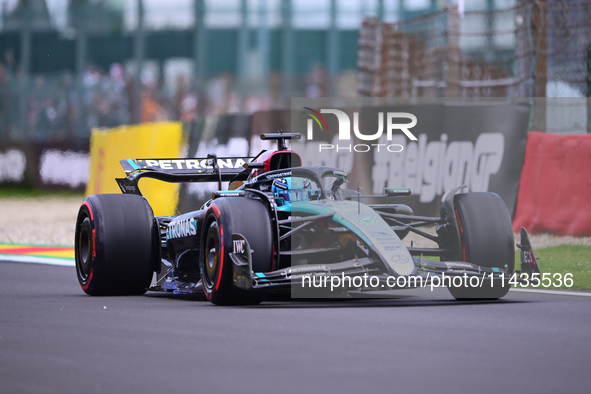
[1,261,590,394]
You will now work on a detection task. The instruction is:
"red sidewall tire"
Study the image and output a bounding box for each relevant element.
[200,198,273,305]
[447,192,514,300]
[75,194,157,296]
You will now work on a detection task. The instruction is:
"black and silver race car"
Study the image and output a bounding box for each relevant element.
[75,133,540,305]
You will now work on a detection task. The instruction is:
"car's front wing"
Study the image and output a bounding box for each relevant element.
[230,233,532,295]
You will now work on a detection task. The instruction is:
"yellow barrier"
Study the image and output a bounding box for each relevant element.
[86,122,184,216]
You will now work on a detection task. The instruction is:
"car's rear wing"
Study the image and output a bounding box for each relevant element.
[116,154,255,195]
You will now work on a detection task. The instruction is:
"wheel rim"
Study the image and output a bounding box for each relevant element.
[203,222,220,289]
[76,217,92,283]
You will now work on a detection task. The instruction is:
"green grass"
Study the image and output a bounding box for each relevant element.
[0,185,84,199]
[516,245,591,291]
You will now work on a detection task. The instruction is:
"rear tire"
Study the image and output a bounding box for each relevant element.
[200,197,273,305]
[447,192,514,300]
[75,194,157,296]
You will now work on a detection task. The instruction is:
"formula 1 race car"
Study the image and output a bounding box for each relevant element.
[74,133,540,305]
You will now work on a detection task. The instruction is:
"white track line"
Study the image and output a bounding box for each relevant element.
[0,255,75,267]
[511,288,591,297]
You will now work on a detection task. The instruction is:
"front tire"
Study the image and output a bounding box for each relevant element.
[200,197,273,305]
[447,192,514,300]
[75,194,158,296]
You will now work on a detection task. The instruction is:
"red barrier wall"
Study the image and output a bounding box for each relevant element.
[512,132,591,236]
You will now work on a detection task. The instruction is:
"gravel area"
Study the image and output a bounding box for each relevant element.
[0,197,83,246]
[1,197,590,248]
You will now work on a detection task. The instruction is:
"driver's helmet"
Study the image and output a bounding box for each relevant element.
[272,177,311,207]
